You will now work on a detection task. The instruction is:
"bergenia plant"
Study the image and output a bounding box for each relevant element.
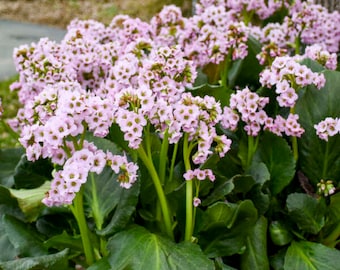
[0,0,340,269]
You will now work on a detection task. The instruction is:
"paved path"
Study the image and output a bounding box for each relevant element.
[0,19,66,80]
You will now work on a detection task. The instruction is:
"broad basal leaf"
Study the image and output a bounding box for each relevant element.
[286,193,326,235]
[9,181,50,222]
[284,241,340,270]
[241,216,270,270]
[84,136,140,236]
[0,249,69,270]
[106,226,214,270]
[2,214,47,257]
[14,155,53,189]
[198,200,258,257]
[295,70,340,184]
[0,148,24,187]
[254,132,295,195]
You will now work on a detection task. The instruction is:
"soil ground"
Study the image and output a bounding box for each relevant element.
[0,0,192,29]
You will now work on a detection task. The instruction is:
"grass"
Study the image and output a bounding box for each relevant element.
[0,75,21,148]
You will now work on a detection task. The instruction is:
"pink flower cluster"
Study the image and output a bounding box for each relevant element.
[221,87,269,136]
[225,0,290,20]
[260,56,326,108]
[314,117,340,141]
[220,87,305,138]
[304,44,338,70]
[183,168,215,182]
[8,0,335,207]
[43,141,138,206]
[255,1,340,59]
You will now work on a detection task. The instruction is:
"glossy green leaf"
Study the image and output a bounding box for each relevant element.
[2,214,47,257]
[0,215,17,262]
[241,216,269,270]
[87,257,111,270]
[295,70,340,184]
[199,200,258,257]
[84,136,139,236]
[202,177,234,206]
[284,241,340,270]
[9,181,50,222]
[248,162,270,185]
[14,155,53,189]
[44,231,83,252]
[228,35,262,89]
[254,132,295,195]
[0,249,69,270]
[0,148,24,187]
[320,192,340,247]
[106,225,214,270]
[269,221,293,246]
[231,174,256,195]
[286,193,326,234]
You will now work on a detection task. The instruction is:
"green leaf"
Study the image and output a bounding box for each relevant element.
[248,162,270,185]
[0,216,17,262]
[87,257,111,270]
[240,216,270,270]
[9,181,50,222]
[321,192,340,247]
[269,221,293,246]
[202,177,234,206]
[231,174,256,195]
[189,83,230,107]
[199,200,258,257]
[14,155,53,189]
[0,148,24,187]
[2,214,47,257]
[286,193,326,234]
[44,231,83,252]
[106,226,214,270]
[0,249,69,270]
[84,136,139,235]
[295,70,340,184]
[254,132,295,195]
[284,241,340,270]
[228,35,262,89]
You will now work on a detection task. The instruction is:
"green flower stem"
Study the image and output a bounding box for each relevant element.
[322,142,329,179]
[323,221,340,248]
[183,133,193,242]
[90,173,102,230]
[295,35,301,55]
[137,146,174,240]
[220,49,232,89]
[247,135,259,170]
[169,143,179,183]
[70,186,95,266]
[290,107,299,161]
[159,129,169,183]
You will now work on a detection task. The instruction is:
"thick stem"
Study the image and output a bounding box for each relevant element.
[247,135,255,170]
[70,187,95,266]
[159,129,169,184]
[290,107,299,161]
[137,146,174,240]
[183,134,194,241]
[90,173,102,230]
[169,143,179,183]
[322,142,329,179]
[322,221,340,248]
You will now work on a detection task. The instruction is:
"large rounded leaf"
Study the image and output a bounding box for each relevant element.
[284,241,340,270]
[254,132,295,195]
[106,226,214,270]
[295,70,340,184]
